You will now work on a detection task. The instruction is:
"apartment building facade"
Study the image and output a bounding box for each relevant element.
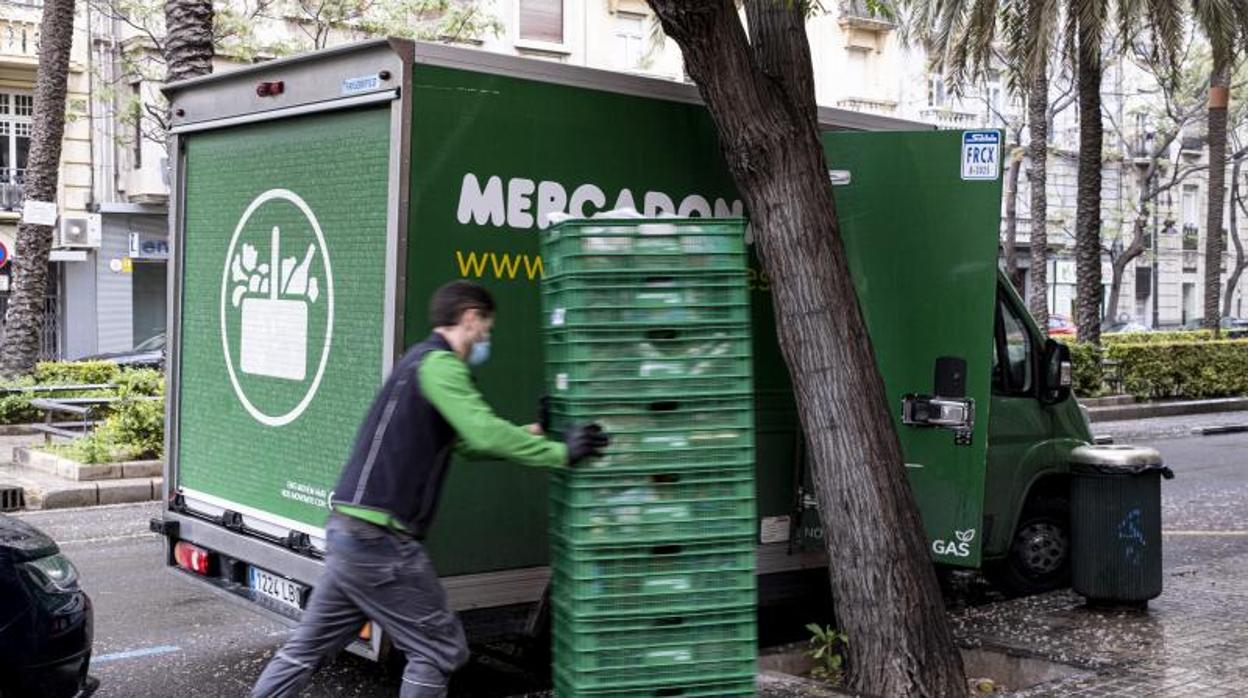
[25,0,1243,359]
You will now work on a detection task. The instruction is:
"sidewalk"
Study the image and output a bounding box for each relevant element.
[950,550,1248,696]
[0,431,160,510]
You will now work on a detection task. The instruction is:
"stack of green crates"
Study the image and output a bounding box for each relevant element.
[540,218,757,697]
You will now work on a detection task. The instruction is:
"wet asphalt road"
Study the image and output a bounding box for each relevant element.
[13,430,1246,697]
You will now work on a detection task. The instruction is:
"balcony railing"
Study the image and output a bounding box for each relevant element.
[836,97,898,115]
[0,20,39,59]
[1183,250,1199,272]
[920,107,980,130]
[0,169,25,211]
[839,0,897,30]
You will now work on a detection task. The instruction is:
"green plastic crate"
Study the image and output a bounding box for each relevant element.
[543,325,751,363]
[549,469,755,544]
[545,351,751,399]
[549,397,753,431]
[543,295,749,329]
[551,538,756,617]
[552,602,754,649]
[553,635,755,689]
[553,669,755,697]
[548,399,754,471]
[541,218,747,277]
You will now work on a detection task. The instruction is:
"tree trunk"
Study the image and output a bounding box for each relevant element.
[1074,22,1104,345]
[0,0,76,376]
[1003,144,1024,293]
[164,0,215,82]
[646,2,966,694]
[1027,64,1050,329]
[1203,59,1230,332]
[1225,156,1245,318]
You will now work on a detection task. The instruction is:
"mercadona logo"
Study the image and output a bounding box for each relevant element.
[219,189,335,427]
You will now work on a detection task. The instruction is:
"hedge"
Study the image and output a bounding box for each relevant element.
[1111,340,1248,399]
[1066,339,1248,399]
[1065,342,1105,397]
[1103,330,1215,345]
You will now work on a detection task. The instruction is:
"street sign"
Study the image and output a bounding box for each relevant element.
[0,241,9,269]
[961,130,1001,181]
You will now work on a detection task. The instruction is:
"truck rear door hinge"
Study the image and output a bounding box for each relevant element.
[285,531,313,554]
[149,517,179,537]
[221,510,245,531]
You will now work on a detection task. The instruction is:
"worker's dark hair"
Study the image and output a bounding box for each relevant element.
[430,280,495,327]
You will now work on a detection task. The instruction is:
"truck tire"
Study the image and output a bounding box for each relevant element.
[990,498,1071,595]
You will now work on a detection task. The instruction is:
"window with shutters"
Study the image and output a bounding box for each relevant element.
[519,0,564,45]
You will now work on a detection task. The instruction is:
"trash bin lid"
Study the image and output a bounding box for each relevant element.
[1070,444,1165,474]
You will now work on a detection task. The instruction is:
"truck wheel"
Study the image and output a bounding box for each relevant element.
[991,498,1070,595]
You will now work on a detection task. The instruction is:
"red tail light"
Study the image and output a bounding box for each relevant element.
[174,542,212,576]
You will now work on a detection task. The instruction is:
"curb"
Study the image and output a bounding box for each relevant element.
[1088,397,1248,423]
[1191,424,1248,436]
[29,477,163,510]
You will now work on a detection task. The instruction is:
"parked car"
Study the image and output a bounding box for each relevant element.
[0,513,94,697]
[80,332,165,369]
[1048,314,1077,337]
[1103,321,1150,334]
[1181,317,1248,338]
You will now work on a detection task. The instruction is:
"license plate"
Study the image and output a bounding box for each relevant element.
[249,566,303,611]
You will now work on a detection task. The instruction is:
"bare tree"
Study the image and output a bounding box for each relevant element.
[645,1,966,694]
[0,0,78,375]
[1100,38,1207,325]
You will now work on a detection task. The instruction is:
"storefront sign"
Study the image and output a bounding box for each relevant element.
[129,232,169,260]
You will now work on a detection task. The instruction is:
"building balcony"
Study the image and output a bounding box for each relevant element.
[920,107,980,130]
[0,19,39,65]
[838,0,897,31]
[1182,250,1199,273]
[835,97,898,115]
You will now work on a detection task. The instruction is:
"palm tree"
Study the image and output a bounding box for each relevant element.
[908,0,1065,328]
[0,0,77,376]
[1192,0,1248,332]
[164,0,215,82]
[1070,0,1183,344]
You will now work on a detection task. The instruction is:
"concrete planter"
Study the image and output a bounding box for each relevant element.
[16,447,163,481]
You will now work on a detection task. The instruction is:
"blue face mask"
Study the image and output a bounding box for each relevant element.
[468,339,491,366]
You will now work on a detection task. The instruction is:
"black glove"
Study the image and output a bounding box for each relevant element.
[565,423,609,465]
[538,394,551,433]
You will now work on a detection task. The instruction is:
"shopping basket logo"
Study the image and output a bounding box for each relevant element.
[219,189,335,427]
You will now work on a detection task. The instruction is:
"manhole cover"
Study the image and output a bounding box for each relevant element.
[0,486,24,512]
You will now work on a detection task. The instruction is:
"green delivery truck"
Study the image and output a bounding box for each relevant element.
[152,39,1094,658]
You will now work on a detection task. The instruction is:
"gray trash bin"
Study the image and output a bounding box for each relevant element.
[1070,444,1173,606]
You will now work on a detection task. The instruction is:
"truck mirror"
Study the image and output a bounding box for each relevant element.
[1042,339,1072,404]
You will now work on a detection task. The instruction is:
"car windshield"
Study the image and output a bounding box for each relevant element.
[134,333,165,352]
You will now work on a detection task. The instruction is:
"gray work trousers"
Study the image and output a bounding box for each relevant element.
[251,514,469,697]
